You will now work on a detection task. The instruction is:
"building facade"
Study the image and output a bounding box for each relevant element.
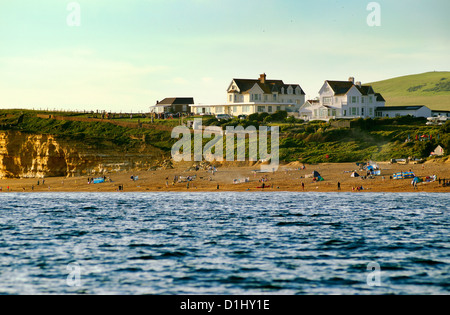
[375,105,432,118]
[151,97,194,114]
[299,77,385,121]
[190,74,306,116]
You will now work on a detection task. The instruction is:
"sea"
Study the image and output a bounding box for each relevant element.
[0,192,448,295]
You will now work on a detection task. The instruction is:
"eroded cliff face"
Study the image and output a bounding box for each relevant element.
[0,131,164,178]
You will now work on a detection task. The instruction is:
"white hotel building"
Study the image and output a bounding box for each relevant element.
[190,74,306,116]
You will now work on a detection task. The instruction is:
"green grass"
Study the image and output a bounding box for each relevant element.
[1,110,448,164]
[368,71,450,111]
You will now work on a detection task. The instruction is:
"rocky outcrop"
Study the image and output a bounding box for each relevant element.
[0,131,165,178]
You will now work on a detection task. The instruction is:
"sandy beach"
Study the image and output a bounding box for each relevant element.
[1,160,449,193]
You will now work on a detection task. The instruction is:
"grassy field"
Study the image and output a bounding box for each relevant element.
[368,71,450,111]
[1,110,449,164]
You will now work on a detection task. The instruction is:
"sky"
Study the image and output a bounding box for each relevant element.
[0,0,449,112]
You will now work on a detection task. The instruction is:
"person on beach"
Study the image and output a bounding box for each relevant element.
[338,182,341,191]
[301,182,305,191]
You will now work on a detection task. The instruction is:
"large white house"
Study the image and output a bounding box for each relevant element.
[190,74,306,116]
[300,77,386,121]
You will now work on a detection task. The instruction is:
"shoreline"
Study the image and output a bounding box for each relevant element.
[0,162,449,194]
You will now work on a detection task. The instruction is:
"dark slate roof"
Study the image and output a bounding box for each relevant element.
[156,97,194,106]
[232,78,305,95]
[326,81,378,97]
[375,106,427,111]
[358,85,375,96]
[326,81,354,95]
[375,93,385,102]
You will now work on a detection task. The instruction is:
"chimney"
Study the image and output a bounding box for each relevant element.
[259,73,266,84]
[355,81,362,87]
[348,77,355,84]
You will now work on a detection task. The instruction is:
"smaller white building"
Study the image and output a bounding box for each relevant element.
[375,105,432,118]
[300,77,385,121]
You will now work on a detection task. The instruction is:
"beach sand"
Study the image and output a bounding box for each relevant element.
[1,160,449,193]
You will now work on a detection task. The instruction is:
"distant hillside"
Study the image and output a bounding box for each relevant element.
[368,72,450,111]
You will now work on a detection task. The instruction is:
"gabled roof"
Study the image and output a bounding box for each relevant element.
[325,81,377,96]
[156,97,194,106]
[326,81,355,95]
[358,85,375,96]
[231,78,305,95]
[375,93,385,102]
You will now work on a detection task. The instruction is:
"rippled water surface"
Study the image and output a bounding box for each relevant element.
[0,192,448,295]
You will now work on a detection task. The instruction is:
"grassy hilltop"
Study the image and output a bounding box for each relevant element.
[368,71,450,111]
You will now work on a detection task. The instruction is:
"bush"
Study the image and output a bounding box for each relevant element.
[270,110,288,122]
[442,121,450,134]
[263,116,272,123]
[248,113,259,121]
[285,116,296,124]
[258,112,270,122]
[204,117,219,126]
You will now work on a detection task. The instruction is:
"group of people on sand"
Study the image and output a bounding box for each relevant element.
[441,178,450,187]
[352,186,365,191]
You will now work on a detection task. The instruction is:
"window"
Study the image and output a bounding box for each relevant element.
[362,97,365,103]
[252,94,261,101]
[273,94,277,101]
[216,107,224,114]
[258,106,265,112]
[233,106,238,113]
[369,108,373,115]
[351,107,357,115]
[277,106,281,111]
[369,96,373,103]
[229,95,232,102]
[268,106,273,113]
[243,106,250,113]
[264,95,268,101]
[323,97,332,105]
[352,96,357,103]
[361,108,365,116]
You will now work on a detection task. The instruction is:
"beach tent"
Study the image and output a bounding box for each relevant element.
[351,172,360,178]
[312,170,324,181]
[93,178,105,184]
[367,165,375,172]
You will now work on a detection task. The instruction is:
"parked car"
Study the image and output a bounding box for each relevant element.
[216,114,232,121]
[238,115,248,120]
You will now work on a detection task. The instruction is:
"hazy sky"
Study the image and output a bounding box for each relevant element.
[0,0,449,112]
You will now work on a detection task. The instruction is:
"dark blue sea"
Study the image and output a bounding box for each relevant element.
[0,192,448,295]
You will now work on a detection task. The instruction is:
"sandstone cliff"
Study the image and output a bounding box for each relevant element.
[0,131,165,178]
